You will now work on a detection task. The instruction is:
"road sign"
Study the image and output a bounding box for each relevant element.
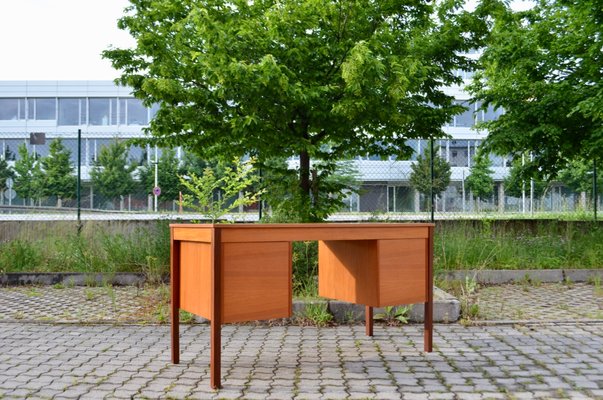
[153,186,161,196]
[4,189,16,200]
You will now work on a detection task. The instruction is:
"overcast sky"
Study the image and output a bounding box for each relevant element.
[0,0,133,80]
[0,0,534,81]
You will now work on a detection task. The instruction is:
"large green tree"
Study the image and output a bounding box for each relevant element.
[13,143,43,206]
[104,0,490,220]
[471,0,603,178]
[41,138,77,206]
[90,140,137,208]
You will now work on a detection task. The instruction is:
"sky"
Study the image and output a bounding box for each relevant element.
[0,0,535,81]
[0,0,134,80]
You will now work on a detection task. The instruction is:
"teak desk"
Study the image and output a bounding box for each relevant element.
[170,223,434,389]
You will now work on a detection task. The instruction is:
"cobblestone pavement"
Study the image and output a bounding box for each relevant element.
[477,283,603,322]
[0,322,602,399]
[0,284,602,399]
[0,286,167,324]
[1,282,601,324]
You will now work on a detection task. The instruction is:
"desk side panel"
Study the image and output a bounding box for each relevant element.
[180,241,212,319]
[377,238,427,306]
[318,240,379,306]
[222,242,292,323]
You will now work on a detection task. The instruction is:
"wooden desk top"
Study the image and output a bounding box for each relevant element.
[170,222,434,243]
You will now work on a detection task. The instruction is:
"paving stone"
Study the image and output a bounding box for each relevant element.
[0,282,602,400]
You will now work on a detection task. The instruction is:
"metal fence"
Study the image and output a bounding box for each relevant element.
[0,133,600,222]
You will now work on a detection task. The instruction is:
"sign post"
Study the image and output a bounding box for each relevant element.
[153,186,161,212]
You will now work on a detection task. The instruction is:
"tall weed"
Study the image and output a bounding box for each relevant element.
[0,222,170,274]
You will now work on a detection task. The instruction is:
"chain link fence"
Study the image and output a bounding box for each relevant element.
[0,133,600,222]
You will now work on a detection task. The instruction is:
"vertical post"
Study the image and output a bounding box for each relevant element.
[522,153,526,214]
[154,146,158,212]
[594,158,598,221]
[430,138,435,222]
[365,306,373,337]
[77,129,82,234]
[424,225,434,353]
[170,228,181,364]
[211,227,222,389]
[461,170,465,212]
[258,168,263,221]
[530,152,534,215]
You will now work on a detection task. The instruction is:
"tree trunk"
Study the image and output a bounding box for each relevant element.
[299,150,311,200]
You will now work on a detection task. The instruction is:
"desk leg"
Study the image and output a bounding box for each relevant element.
[424,226,434,353]
[210,229,222,389]
[211,319,221,389]
[171,238,180,364]
[365,306,373,337]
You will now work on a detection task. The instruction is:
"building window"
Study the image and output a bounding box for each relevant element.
[110,99,119,125]
[341,191,359,212]
[126,98,148,125]
[454,101,475,127]
[387,186,414,212]
[58,98,87,125]
[89,98,111,125]
[150,103,160,120]
[0,98,25,120]
[27,98,57,120]
[482,105,503,122]
[118,99,126,125]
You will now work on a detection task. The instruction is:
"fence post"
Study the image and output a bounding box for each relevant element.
[594,158,598,221]
[430,138,434,222]
[77,128,82,234]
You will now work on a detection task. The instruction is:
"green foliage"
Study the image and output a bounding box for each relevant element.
[292,241,318,298]
[504,156,550,199]
[261,158,360,222]
[436,221,603,271]
[471,0,603,178]
[558,158,603,195]
[138,148,183,201]
[40,138,77,204]
[0,222,170,275]
[409,145,451,207]
[466,146,494,200]
[374,305,411,326]
[298,302,333,327]
[0,240,42,274]
[13,143,44,204]
[90,140,137,201]
[104,0,490,220]
[0,156,14,191]
[179,157,263,222]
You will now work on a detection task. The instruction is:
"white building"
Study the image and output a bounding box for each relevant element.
[0,79,513,213]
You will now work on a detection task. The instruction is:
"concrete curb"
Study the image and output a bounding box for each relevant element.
[439,268,602,284]
[0,272,147,286]
[192,287,460,324]
[4,268,600,287]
